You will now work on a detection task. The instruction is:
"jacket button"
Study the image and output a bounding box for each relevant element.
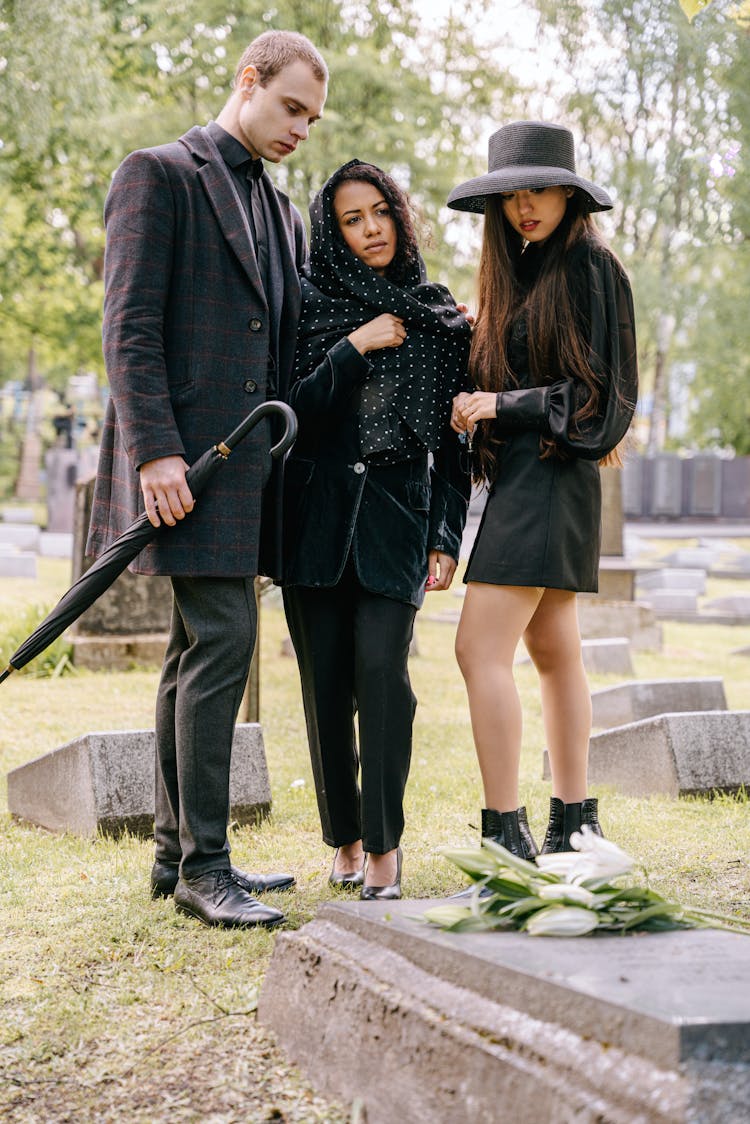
[249,317,263,332]
[353,462,365,474]
[243,379,258,393]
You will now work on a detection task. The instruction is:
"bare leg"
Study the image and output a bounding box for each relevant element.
[455,583,544,812]
[334,840,365,874]
[524,589,591,803]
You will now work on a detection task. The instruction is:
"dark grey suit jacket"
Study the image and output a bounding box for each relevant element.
[87,125,306,577]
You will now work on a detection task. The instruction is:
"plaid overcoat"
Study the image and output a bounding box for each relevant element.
[86,125,306,577]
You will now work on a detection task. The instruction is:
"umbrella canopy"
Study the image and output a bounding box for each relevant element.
[1,400,297,685]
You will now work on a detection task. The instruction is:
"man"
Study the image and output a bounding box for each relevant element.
[87,31,328,928]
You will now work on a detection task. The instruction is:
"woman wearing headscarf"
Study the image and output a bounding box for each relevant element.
[282,160,471,899]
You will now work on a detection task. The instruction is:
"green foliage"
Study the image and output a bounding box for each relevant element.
[0,0,513,388]
[0,601,73,678]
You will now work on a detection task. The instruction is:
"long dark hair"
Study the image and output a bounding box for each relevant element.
[469,192,615,482]
[326,162,421,286]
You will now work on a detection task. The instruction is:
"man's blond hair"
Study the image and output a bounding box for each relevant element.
[233,30,328,88]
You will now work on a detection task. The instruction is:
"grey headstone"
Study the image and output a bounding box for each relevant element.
[259,900,750,1124]
[577,599,662,652]
[0,523,40,551]
[581,637,634,676]
[591,677,728,729]
[638,589,698,615]
[661,547,718,570]
[7,723,271,837]
[702,595,750,621]
[38,532,74,558]
[621,455,643,516]
[688,456,722,516]
[45,447,78,533]
[637,568,707,594]
[651,455,683,516]
[1,506,35,523]
[0,552,37,578]
[587,711,750,797]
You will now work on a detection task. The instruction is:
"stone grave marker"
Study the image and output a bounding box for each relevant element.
[591,677,727,729]
[259,899,750,1124]
[586,710,750,797]
[661,547,718,570]
[636,568,707,594]
[7,723,271,837]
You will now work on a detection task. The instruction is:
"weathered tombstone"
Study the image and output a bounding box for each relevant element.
[581,636,634,676]
[70,474,171,670]
[586,710,750,797]
[687,456,722,517]
[45,446,78,533]
[259,899,750,1124]
[638,589,698,615]
[591,677,727,729]
[1,506,35,523]
[38,531,74,558]
[651,454,683,516]
[0,523,40,551]
[7,723,271,837]
[661,547,718,570]
[0,549,37,578]
[577,599,662,651]
[702,595,750,622]
[637,568,707,594]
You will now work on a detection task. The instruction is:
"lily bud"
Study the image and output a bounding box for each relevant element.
[525,905,600,937]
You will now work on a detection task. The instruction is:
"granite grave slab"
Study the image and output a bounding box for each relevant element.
[259,899,750,1124]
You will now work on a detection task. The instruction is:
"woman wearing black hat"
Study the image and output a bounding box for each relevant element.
[449,121,638,857]
[283,160,471,898]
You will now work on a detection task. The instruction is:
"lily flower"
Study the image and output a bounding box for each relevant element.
[537,883,597,907]
[525,905,600,937]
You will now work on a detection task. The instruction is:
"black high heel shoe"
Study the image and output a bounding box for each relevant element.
[360,847,402,901]
[328,848,366,888]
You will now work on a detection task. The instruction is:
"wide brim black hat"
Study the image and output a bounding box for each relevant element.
[447,120,613,214]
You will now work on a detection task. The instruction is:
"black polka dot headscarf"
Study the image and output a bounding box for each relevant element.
[294,159,471,457]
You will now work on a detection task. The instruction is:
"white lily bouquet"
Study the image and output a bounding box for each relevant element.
[422,826,750,937]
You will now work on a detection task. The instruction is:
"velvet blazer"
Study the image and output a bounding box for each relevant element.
[86,125,307,578]
[284,338,470,608]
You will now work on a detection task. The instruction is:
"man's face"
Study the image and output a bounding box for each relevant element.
[236,59,327,162]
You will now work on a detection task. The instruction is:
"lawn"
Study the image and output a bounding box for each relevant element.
[1,554,749,1122]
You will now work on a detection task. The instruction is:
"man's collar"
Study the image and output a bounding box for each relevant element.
[205,120,263,176]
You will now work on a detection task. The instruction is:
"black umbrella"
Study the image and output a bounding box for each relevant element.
[0,400,297,685]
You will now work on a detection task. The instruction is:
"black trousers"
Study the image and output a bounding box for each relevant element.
[283,566,417,855]
[153,576,257,878]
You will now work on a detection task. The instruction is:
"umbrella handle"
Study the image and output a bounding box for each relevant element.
[219,400,298,459]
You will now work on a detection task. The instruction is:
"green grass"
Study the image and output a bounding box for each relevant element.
[1,558,750,1121]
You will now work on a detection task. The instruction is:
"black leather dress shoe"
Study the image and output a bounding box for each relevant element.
[173,869,285,929]
[360,847,402,901]
[328,848,366,888]
[151,860,295,899]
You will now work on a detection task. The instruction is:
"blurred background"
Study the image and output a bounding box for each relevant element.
[0,0,748,514]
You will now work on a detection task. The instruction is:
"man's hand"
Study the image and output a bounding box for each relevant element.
[139,455,193,528]
[426,550,457,592]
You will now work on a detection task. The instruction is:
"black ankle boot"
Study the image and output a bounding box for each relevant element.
[481,807,538,861]
[540,797,603,853]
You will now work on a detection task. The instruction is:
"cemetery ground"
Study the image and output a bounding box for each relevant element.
[1,549,750,1123]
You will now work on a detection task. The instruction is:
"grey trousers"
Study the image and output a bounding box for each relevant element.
[153,576,257,878]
